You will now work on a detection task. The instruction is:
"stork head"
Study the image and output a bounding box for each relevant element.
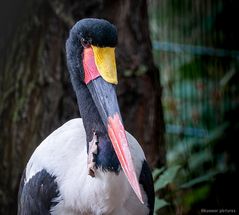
[66,18,143,204]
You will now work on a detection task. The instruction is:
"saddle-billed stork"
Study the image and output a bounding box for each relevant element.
[18,18,155,215]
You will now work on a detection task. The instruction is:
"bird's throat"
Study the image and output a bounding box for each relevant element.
[75,84,120,173]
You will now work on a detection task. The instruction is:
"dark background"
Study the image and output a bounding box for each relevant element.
[0,0,164,214]
[0,0,238,214]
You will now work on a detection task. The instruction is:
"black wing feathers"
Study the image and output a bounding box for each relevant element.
[139,160,155,215]
[18,169,59,215]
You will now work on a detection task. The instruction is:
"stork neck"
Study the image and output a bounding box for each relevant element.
[75,84,120,172]
[75,83,105,143]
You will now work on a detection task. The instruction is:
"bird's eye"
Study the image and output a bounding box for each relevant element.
[81,38,91,48]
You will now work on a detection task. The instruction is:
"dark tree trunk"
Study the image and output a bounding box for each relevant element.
[0,0,165,214]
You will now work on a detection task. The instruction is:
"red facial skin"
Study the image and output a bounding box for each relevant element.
[83,47,100,84]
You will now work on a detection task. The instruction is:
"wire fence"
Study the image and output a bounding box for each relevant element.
[149,0,239,148]
[148,1,239,212]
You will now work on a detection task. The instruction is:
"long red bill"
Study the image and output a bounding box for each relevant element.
[107,113,144,204]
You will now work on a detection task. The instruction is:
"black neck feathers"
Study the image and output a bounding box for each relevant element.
[75,84,120,172]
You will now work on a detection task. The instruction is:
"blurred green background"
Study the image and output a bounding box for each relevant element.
[149,0,239,214]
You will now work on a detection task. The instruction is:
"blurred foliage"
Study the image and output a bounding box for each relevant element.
[153,121,237,214]
[153,165,180,213]
[149,0,239,214]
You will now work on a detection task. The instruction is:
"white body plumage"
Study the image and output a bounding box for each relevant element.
[25,118,149,215]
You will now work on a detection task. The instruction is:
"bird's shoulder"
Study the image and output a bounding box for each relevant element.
[38,117,85,150]
[125,131,146,176]
[25,118,87,183]
[50,118,85,138]
[125,132,155,214]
